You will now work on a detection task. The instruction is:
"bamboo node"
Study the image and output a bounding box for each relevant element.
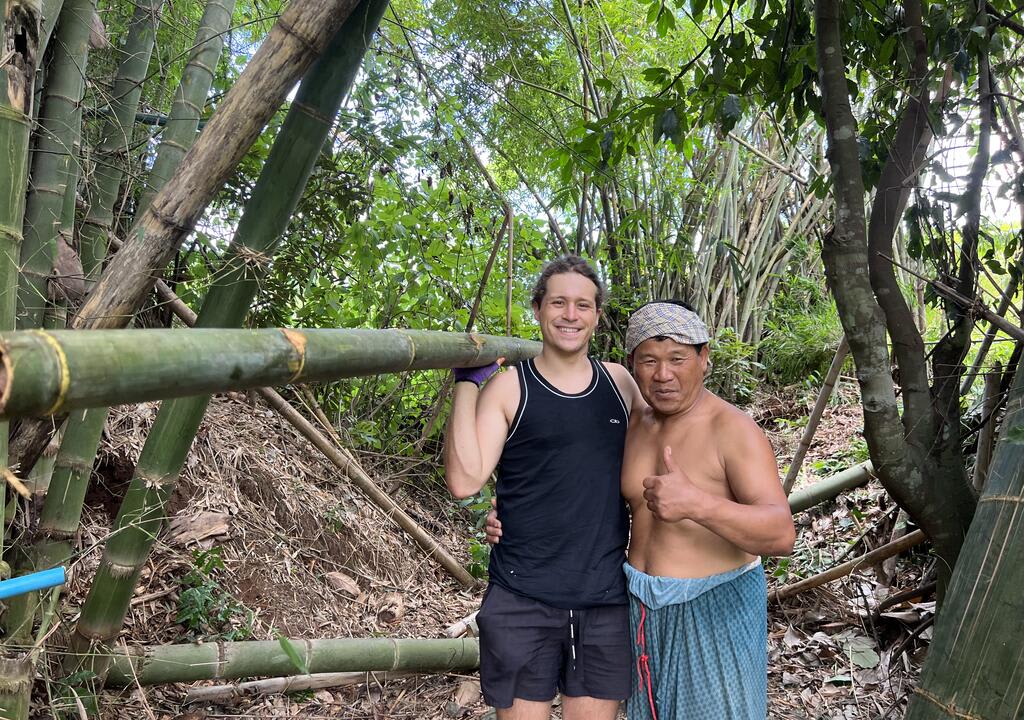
[912,688,984,720]
[279,329,307,382]
[107,562,138,580]
[274,17,319,55]
[232,244,272,271]
[33,330,71,416]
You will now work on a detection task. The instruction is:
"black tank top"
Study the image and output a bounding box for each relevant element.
[488,357,630,608]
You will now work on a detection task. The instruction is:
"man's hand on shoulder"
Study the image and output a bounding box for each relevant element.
[642,446,708,523]
[453,360,501,388]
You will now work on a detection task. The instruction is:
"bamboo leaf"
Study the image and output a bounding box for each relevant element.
[278,636,310,675]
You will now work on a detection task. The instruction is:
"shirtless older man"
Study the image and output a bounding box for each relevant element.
[622,300,795,719]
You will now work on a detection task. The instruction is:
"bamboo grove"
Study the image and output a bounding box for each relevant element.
[0,0,1023,715]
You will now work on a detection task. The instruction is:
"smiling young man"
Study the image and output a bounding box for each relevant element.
[444,255,643,720]
[621,300,795,719]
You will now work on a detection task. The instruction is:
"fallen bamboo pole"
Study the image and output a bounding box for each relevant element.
[0,328,541,420]
[257,386,479,588]
[787,461,874,514]
[149,272,480,588]
[104,637,480,686]
[770,529,927,602]
[783,335,850,494]
[184,670,412,704]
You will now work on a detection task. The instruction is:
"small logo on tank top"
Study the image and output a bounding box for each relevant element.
[609,418,621,424]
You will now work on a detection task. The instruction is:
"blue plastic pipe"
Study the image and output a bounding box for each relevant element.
[0,567,65,600]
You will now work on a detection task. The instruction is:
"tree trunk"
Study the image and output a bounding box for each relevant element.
[814,0,949,576]
[17,0,94,329]
[904,358,1024,719]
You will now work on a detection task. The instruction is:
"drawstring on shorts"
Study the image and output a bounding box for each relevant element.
[636,602,658,720]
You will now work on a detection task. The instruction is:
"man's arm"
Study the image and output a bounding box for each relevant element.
[444,369,516,499]
[643,418,795,557]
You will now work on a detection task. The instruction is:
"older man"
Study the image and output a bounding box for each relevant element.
[621,300,795,719]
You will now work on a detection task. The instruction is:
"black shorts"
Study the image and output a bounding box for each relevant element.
[476,583,633,709]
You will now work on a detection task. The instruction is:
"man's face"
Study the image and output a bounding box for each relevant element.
[532,272,600,355]
[631,337,709,415]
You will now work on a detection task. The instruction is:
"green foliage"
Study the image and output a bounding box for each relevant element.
[175,547,255,641]
[458,484,496,579]
[707,328,761,405]
[759,280,844,386]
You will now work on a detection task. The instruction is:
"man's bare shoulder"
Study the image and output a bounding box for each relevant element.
[479,364,521,411]
[706,392,765,439]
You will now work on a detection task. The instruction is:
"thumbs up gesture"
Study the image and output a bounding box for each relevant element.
[642,446,704,523]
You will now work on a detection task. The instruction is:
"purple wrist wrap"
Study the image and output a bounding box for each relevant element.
[453,362,500,387]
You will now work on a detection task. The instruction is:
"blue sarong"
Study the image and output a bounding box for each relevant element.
[625,560,767,720]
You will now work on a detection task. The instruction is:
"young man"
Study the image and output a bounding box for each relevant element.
[622,301,795,719]
[444,255,644,720]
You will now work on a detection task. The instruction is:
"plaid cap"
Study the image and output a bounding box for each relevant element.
[626,302,710,355]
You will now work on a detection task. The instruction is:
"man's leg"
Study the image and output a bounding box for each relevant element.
[495,699,554,720]
[562,696,621,720]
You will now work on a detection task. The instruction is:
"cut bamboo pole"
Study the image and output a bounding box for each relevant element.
[771,529,926,602]
[783,335,850,494]
[0,328,541,419]
[258,386,479,589]
[184,670,412,704]
[787,461,874,514]
[103,638,480,686]
[98,265,481,589]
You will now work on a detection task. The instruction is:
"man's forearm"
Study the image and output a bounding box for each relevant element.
[443,383,487,498]
[691,496,795,557]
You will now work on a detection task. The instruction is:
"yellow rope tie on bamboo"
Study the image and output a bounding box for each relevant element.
[912,688,985,720]
[979,495,1024,505]
[279,329,307,382]
[34,330,71,416]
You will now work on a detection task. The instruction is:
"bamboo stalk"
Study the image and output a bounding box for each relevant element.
[783,335,850,494]
[136,0,236,214]
[972,364,1002,492]
[183,670,412,704]
[17,0,94,330]
[787,461,874,514]
[102,638,480,686]
[77,0,163,281]
[0,0,41,714]
[771,530,927,602]
[0,328,540,420]
[95,266,481,590]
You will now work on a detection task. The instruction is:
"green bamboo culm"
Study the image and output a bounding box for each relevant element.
[0,0,42,714]
[60,0,396,697]
[78,0,163,281]
[136,0,235,215]
[904,367,1024,720]
[103,638,480,686]
[0,328,537,419]
[31,0,238,634]
[16,0,94,330]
